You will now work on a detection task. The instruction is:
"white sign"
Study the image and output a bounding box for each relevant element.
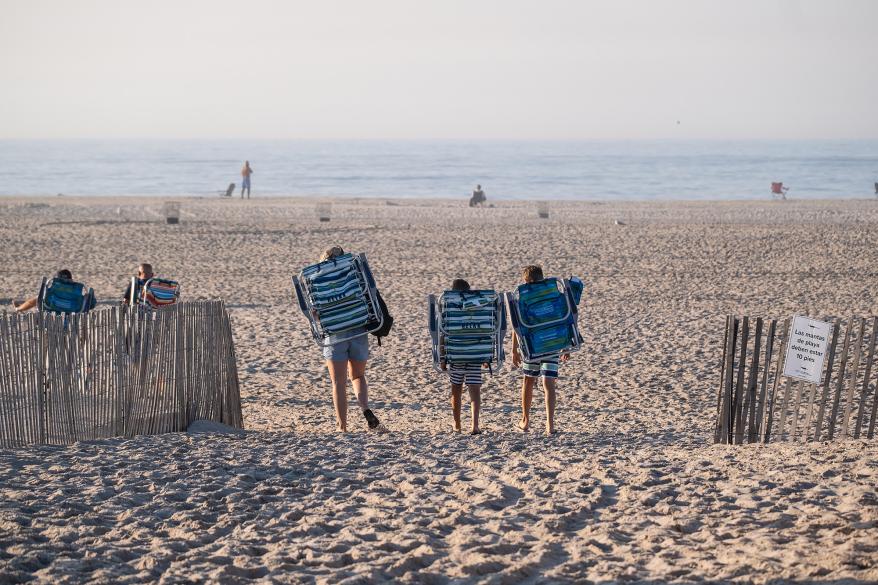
[783,316,833,384]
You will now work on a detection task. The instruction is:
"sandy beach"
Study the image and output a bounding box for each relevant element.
[1,196,877,583]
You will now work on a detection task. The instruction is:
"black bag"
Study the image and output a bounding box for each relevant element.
[370,291,393,346]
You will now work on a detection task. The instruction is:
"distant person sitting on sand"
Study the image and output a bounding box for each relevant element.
[318,246,382,432]
[469,184,486,207]
[241,161,253,199]
[122,263,154,305]
[511,264,570,435]
[14,269,77,312]
[441,278,484,435]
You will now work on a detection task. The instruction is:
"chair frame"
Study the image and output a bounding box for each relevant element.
[504,277,583,361]
[428,290,507,373]
[36,276,95,315]
[292,252,384,347]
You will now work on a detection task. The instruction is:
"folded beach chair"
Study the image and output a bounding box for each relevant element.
[428,289,506,373]
[37,276,95,315]
[292,253,384,346]
[504,277,584,361]
[131,277,181,309]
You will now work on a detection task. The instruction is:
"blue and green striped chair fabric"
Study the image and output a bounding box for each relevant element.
[510,277,583,361]
[40,278,94,314]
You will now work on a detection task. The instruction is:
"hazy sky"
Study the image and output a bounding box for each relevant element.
[1,0,876,140]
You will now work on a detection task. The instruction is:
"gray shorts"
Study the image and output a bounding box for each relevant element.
[323,333,369,361]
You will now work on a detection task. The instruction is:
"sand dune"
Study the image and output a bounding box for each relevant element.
[1,196,876,583]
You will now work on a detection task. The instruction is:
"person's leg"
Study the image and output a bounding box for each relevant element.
[326,359,349,431]
[349,359,369,410]
[348,335,379,429]
[451,383,463,431]
[468,384,482,434]
[543,376,557,435]
[540,358,560,434]
[520,376,536,430]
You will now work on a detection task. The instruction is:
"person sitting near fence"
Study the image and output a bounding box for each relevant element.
[13,269,74,312]
[122,263,154,305]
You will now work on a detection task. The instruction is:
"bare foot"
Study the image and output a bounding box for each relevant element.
[453,425,462,433]
[545,428,556,436]
[518,420,529,432]
[470,429,482,435]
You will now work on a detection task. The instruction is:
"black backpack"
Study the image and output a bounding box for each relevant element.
[370,291,393,346]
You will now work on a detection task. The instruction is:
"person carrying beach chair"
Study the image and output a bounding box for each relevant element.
[506,265,583,435]
[293,247,391,432]
[429,279,507,434]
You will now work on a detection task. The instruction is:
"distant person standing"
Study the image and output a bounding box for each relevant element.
[241,161,253,199]
[874,182,877,197]
[469,184,486,207]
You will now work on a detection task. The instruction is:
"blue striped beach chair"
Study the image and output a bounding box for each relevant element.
[504,277,584,362]
[293,253,384,347]
[37,276,95,315]
[428,289,507,373]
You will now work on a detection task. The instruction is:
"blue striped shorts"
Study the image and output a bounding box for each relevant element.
[522,354,560,379]
[449,363,484,386]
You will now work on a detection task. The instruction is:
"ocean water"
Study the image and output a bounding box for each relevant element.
[0,140,875,200]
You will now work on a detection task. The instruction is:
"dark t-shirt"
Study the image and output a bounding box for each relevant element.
[122,278,145,305]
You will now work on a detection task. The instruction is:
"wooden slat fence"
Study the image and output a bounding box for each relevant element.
[0,301,242,448]
[714,315,878,444]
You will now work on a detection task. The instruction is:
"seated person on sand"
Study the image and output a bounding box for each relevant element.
[14,269,74,312]
[440,278,485,435]
[469,184,486,207]
[122,263,154,305]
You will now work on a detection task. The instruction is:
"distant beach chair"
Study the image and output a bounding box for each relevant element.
[37,276,95,315]
[428,289,507,374]
[219,183,235,197]
[292,252,385,346]
[131,277,181,309]
[316,203,332,222]
[770,182,789,200]
[504,277,584,361]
